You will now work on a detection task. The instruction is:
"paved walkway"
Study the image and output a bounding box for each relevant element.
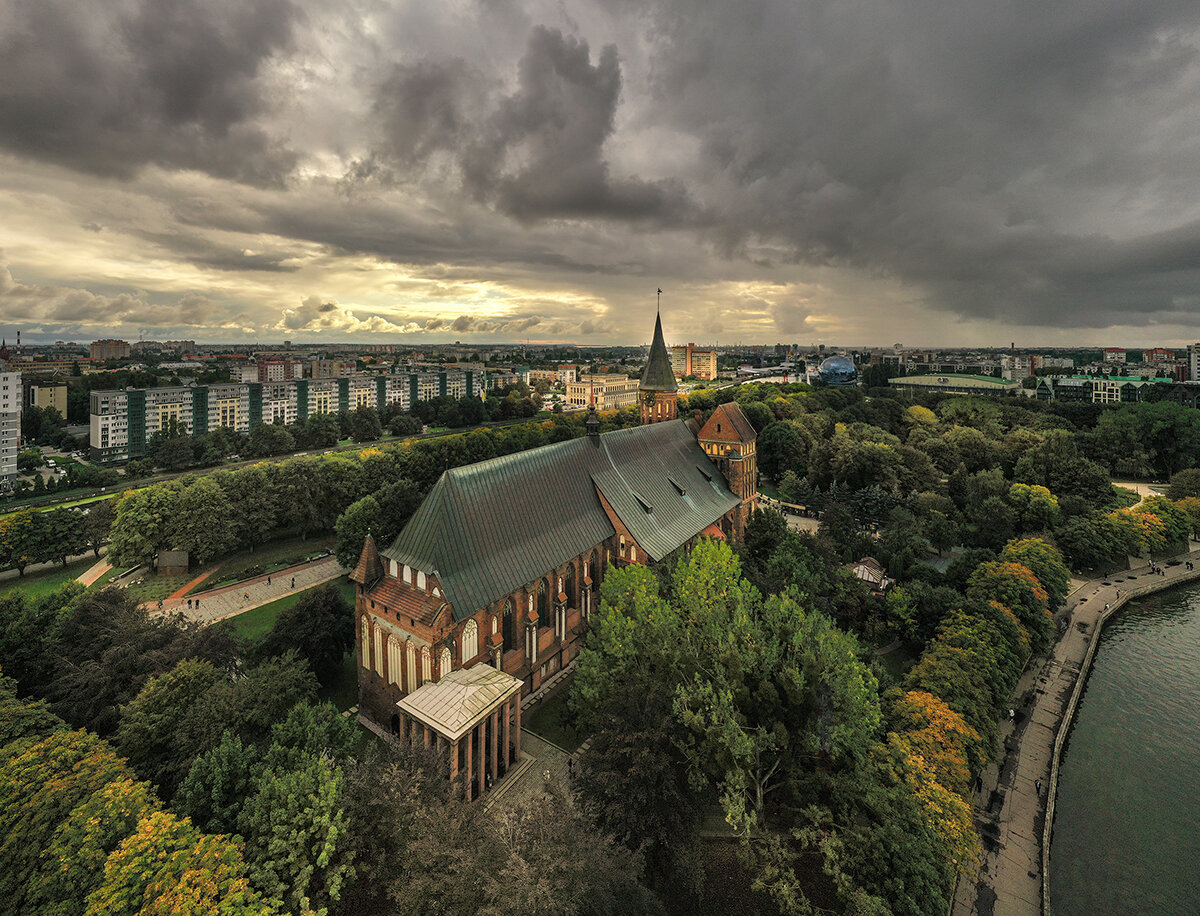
[76,557,112,587]
[952,548,1200,916]
[485,731,574,813]
[148,556,345,624]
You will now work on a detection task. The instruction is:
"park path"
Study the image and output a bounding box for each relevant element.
[166,563,225,600]
[148,556,346,624]
[76,556,112,587]
[951,548,1200,916]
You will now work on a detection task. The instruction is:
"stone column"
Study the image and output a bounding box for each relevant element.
[476,722,486,800]
[423,725,430,748]
[449,738,459,788]
[489,708,499,784]
[464,728,473,801]
[513,695,522,764]
[503,697,512,771]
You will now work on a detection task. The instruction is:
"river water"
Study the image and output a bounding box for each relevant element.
[1050,583,1200,915]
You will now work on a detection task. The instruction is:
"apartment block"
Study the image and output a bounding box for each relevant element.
[669,343,718,380]
[0,372,21,481]
[90,339,131,360]
[565,374,640,410]
[89,369,486,461]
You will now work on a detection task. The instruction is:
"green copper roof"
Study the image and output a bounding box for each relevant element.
[639,312,678,392]
[890,374,1018,387]
[381,421,739,620]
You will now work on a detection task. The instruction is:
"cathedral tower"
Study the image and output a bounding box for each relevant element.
[639,311,678,425]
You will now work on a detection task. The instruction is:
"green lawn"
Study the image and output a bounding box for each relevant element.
[220,575,359,711]
[224,575,355,642]
[525,680,584,752]
[186,536,335,595]
[123,573,194,603]
[0,557,96,600]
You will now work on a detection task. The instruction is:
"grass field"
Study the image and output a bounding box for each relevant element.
[224,575,356,642]
[0,557,96,600]
[221,574,359,710]
[186,536,336,595]
[524,681,583,752]
[123,573,194,603]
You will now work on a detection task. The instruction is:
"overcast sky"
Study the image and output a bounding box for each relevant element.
[3,0,1200,347]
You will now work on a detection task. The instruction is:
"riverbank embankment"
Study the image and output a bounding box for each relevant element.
[951,548,1200,916]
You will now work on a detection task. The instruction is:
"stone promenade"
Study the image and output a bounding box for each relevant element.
[952,548,1200,916]
[148,556,345,624]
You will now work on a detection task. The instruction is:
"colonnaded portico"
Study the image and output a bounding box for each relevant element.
[393,665,523,801]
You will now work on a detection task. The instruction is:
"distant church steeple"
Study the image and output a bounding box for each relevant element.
[639,293,678,425]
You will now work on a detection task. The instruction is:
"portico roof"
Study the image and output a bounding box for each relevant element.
[396,665,523,742]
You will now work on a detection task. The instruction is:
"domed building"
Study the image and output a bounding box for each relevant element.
[816,354,858,387]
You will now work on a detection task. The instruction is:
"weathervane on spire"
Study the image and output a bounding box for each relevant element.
[657,287,663,313]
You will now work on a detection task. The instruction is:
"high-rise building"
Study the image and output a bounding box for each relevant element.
[90,339,131,360]
[0,371,21,482]
[1188,344,1200,381]
[669,343,718,380]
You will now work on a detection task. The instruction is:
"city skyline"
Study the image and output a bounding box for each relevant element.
[4,0,1200,347]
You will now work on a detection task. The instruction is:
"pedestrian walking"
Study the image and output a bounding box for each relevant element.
[187,598,192,610]
[267,575,271,586]
[244,591,249,602]
[567,757,575,781]
[157,599,163,611]
[1035,779,1043,795]
[290,577,295,589]
[195,599,199,610]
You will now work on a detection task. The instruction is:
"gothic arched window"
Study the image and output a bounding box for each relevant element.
[462,618,479,663]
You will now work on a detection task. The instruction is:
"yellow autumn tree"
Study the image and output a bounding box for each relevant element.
[889,690,982,797]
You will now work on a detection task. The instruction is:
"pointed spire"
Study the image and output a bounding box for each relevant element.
[350,532,383,587]
[639,310,677,392]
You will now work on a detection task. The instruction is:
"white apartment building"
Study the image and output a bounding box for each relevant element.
[89,369,485,462]
[0,372,21,482]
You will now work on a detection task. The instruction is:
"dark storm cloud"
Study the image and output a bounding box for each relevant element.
[370,26,695,225]
[0,0,298,187]
[634,0,1200,327]
[6,0,1200,341]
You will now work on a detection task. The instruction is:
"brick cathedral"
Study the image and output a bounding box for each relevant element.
[351,311,758,799]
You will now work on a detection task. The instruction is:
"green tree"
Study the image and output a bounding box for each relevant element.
[238,752,354,916]
[176,732,261,837]
[248,423,295,458]
[41,508,90,567]
[966,561,1052,653]
[216,465,280,552]
[757,421,811,481]
[574,682,702,895]
[255,585,354,686]
[16,449,43,472]
[83,498,118,557]
[85,810,273,916]
[1000,538,1071,609]
[0,729,132,911]
[1167,468,1200,500]
[29,777,157,916]
[108,485,179,566]
[335,495,379,568]
[350,406,383,442]
[0,509,47,577]
[169,477,237,565]
[482,786,663,916]
[114,658,226,796]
